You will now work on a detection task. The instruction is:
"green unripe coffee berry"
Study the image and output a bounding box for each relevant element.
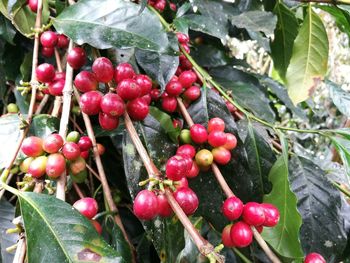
[66,131,80,143]
[179,129,192,144]
[7,103,19,113]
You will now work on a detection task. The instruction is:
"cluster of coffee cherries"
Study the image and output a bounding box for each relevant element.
[40,30,69,58]
[221,198,280,248]
[147,0,176,12]
[19,132,102,183]
[76,57,153,130]
[73,197,102,234]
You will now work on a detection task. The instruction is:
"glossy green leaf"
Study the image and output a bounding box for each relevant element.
[0,14,16,44]
[285,5,329,105]
[289,156,349,262]
[209,66,276,122]
[149,106,180,143]
[29,114,59,138]
[328,80,350,117]
[262,133,304,259]
[191,44,230,68]
[13,191,124,262]
[271,1,299,79]
[0,200,16,263]
[175,2,191,18]
[329,136,350,177]
[54,0,171,52]
[231,10,277,36]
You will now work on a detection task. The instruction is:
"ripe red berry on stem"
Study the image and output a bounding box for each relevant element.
[43,134,63,153]
[115,63,135,82]
[208,117,225,132]
[187,162,200,178]
[79,91,103,115]
[67,47,86,69]
[127,98,149,121]
[174,177,189,189]
[150,89,161,101]
[173,187,199,215]
[304,253,326,263]
[135,75,153,96]
[22,136,44,157]
[212,147,231,165]
[74,71,98,93]
[133,190,158,220]
[92,57,114,83]
[222,224,235,247]
[62,142,81,160]
[183,86,201,101]
[141,94,152,105]
[176,33,189,44]
[157,194,173,217]
[117,79,141,101]
[165,81,183,96]
[190,124,208,144]
[169,2,176,11]
[208,131,227,147]
[80,150,89,160]
[57,34,69,48]
[100,93,125,117]
[46,153,66,178]
[78,136,92,151]
[36,63,55,83]
[40,31,58,48]
[73,197,99,219]
[261,203,280,227]
[28,0,38,12]
[223,133,237,150]
[28,156,47,178]
[242,202,265,226]
[48,79,65,96]
[166,155,187,181]
[230,221,253,248]
[176,144,196,158]
[99,112,119,131]
[161,97,178,113]
[91,220,102,234]
[41,47,54,57]
[178,70,197,88]
[222,196,244,221]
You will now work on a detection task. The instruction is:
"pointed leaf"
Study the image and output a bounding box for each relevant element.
[286,5,329,105]
[328,80,350,118]
[329,136,350,177]
[271,1,299,78]
[53,0,171,52]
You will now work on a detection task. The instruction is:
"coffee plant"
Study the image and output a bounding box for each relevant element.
[1,0,350,262]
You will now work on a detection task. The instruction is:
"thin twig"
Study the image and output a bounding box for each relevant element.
[51,48,63,117]
[35,94,50,114]
[73,182,85,199]
[13,236,26,263]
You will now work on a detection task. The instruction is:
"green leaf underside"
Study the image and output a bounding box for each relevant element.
[271,1,299,79]
[54,0,171,52]
[18,192,124,262]
[262,134,304,259]
[286,5,329,105]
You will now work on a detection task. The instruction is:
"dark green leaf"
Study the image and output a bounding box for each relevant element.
[190,0,240,21]
[262,133,304,259]
[135,33,179,91]
[149,106,180,143]
[289,156,349,262]
[328,80,350,118]
[14,191,124,262]
[0,14,16,44]
[175,2,191,18]
[271,1,299,79]
[191,44,230,68]
[209,66,276,122]
[231,10,277,36]
[54,0,172,52]
[318,5,350,40]
[55,0,67,15]
[20,52,33,81]
[3,41,25,80]
[0,200,16,263]
[174,14,228,42]
[28,114,59,138]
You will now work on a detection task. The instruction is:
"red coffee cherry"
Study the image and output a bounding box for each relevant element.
[166,155,187,181]
[187,162,200,178]
[41,47,54,57]
[117,79,141,101]
[173,187,199,215]
[304,253,326,263]
[40,31,58,48]
[169,2,176,11]
[28,0,38,12]
[57,34,69,49]
[100,93,125,117]
[114,62,136,83]
[195,149,213,168]
[172,119,182,129]
[222,224,235,247]
[157,194,173,217]
[176,144,196,158]
[181,44,191,54]
[140,94,152,105]
[208,131,227,147]
[174,177,189,190]
[178,70,197,88]
[212,147,231,165]
[161,97,178,113]
[223,133,237,150]
[190,124,208,144]
[78,136,92,151]
[165,81,183,96]
[79,91,103,115]
[261,203,280,227]
[127,98,149,121]
[99,112,119,131]
[133,190,158,220]
[48,79,65,96]
[183,86,201,101]
[54,71,66,81]
[69,157,86,175]
[222,196,244,221]
[176,33,189,44]
[242,202,265,226]
[62,142,81,160]
[73,197,99,219]
[230,221,253,248]
[154,0,166,11]
[28,156,47,178]
[43,134,63,153]
[45,153,66,178]
[22,136,44,157]
[67,47,86,69]
[36,63,55,83]
[80,150,89,160]
[92,57,114,83]
[179,55,193,70]
[208,117,225,133]
[135,74,153,96]
[226,101,237,113]
[74,71,98,93]
[255,225,263,233]
[90,220,102,234]
[150,89,161,101]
